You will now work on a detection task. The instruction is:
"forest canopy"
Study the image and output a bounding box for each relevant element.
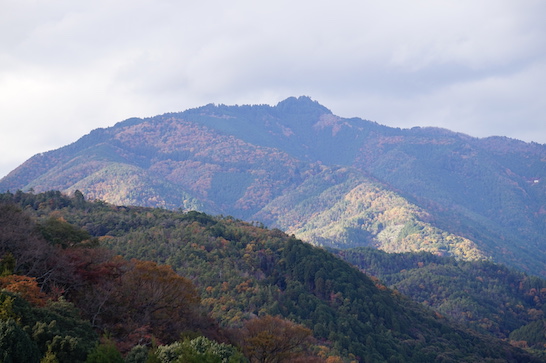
[0,190,543,362]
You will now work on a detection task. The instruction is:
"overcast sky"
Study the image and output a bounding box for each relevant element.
[1,0,545,178]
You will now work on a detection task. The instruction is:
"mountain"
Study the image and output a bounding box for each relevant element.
[1,191,543,362]
[1,96,545,275]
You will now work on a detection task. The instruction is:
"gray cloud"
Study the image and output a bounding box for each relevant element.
[1,0,545,178]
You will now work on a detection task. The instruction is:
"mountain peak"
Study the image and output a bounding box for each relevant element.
[275,96,332,115]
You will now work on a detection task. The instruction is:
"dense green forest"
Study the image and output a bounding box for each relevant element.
[339,248,546,354]
[0,190,543,362]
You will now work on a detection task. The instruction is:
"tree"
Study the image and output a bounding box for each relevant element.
[85,338,123,363]
[0,318,41,363]
[31,298,98,363]
[73,190,86,208]
[85,259,202,347]
[238,315,314,363]
[154,336,246,363]
[124,345,149,363]
[0,203,55,278]
[0,253,16,276]
[0,274,47,306]
[0,202,85,296]
[38,217,97,249]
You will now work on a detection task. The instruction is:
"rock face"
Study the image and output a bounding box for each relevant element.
[2,96,546,275]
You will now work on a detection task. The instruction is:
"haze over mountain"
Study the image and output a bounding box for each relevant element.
[1,96,545,276]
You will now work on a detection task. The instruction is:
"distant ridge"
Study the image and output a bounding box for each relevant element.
[1,96,545,275]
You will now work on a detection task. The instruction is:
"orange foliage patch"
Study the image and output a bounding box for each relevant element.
[0,275,48,306]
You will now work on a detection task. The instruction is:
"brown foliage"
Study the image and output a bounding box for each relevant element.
[73,257,203,348]
[0,204,55,278]
[237,315,317,363]
[0,203,83,295]
[114,259,200,336]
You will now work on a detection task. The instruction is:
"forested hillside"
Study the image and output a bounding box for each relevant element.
[0,190,541,362]
[339,248,546,354]
[1,97,544,276]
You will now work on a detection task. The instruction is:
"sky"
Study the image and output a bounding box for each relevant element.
[1,0,545,178]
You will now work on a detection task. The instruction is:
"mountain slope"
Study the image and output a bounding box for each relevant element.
[2,191,542,362]
[1,96,545,275]
[339,247,546,344]
[255,165,485,260]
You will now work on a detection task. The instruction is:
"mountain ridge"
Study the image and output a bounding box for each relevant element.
[1,96,545,275]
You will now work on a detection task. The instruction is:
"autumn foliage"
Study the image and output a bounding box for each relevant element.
[236,315,314,363]
[0,275,47,307]
[1,191,544,362]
